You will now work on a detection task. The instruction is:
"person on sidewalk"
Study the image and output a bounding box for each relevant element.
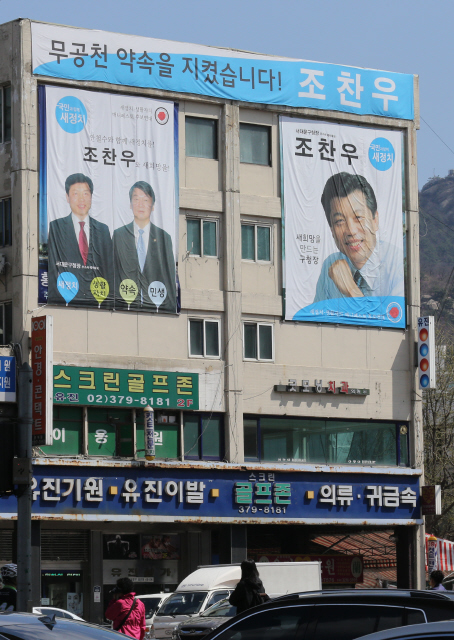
[105,577,146,639]
[229,560,269,615]
[0,564,17,611]
[429,570,446,591]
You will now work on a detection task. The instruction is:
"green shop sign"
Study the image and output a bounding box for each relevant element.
[53,366,199,410]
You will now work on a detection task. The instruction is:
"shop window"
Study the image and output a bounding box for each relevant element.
[244,416,406,466]
[241,224,271,262]
[189,319,220,358]
[184,413,223,460]
[136,411,180,459]
[0,86,11,143]
[187,218,217,257]
[41,406,83,456]
[87,408,134,457]
[243,322,273,361]
[0,198,12,247]
[240,123,271,165]
[186,116,218,159]
[0,302,12,346]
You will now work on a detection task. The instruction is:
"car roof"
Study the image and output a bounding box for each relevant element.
[0,612,123,635]
[354,620,454,640]
[271,589,454,604]
[139,593,172,600]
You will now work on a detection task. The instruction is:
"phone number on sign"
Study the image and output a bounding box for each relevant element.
[53,393,194,407]
[238,506,287,514]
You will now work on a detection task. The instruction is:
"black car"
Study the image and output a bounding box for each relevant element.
[357,620,454,640]
[202,589,454,640]
[173,598,237,640]
[0,612,124,639]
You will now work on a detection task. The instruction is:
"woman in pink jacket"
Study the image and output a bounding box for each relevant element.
[105,578,146,639]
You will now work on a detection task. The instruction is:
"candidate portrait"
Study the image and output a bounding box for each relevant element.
[113,181,176,312]
[47,173,113,306]
[313,172,404,303]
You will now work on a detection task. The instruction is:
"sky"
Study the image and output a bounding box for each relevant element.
[2,0,452,188]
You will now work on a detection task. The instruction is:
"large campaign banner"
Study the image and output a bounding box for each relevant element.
[31,22,414,121]
[39,85,178,313]
[281,117,405,328]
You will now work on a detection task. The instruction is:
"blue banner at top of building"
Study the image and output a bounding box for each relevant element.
[31,22,415,121]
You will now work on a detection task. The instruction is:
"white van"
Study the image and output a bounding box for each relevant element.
[152,562,321,639]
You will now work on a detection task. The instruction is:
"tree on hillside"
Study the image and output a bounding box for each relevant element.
[423,333,454,539]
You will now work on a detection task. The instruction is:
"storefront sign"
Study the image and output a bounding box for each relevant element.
[31,22,414,120]
[0,356,16,402]
[53,366,199,410]
[275,379,370,395]
[93,586,101,603]
[32,316,53,446]
[4,465,422,525]
[250,553,363,584]
[145,406,156,460]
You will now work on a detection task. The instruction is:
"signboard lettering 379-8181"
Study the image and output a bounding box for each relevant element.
[53,365,199,410]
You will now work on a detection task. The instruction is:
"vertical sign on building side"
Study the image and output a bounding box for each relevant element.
[144,406,155,461]
[32,316,53,446]
[418,316,436,389]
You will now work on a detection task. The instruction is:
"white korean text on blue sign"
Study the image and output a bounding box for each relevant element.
[31,23,414,121]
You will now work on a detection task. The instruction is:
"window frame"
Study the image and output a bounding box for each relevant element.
[183,412,224,461]
[0,85,11,144]
[188,318,221,359]
[243,414,410,467]
[186,217,218,258]
[241,223,273,263]
[239,122,272,166]
[0,197,12,247]
[243,322,274,362]
[185,115,219,160]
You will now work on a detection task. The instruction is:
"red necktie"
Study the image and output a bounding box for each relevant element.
[79,221,89,265]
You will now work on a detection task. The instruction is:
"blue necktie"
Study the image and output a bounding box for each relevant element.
[354,270,372,296]
[137,229,146,272]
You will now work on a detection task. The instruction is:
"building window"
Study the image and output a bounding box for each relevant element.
[240,123,271,166]
[184,413,223,460]
[186,116,218,159]
[0,86,11,143]
[88,408,134,457]
[241,224,271,262]
[41,406,83,456]
[187,218,217,257]
[0,302,12,346]
[0,198,12,247]
[189,319,220,358]
[243,416,408,466]
[243,323,273,361]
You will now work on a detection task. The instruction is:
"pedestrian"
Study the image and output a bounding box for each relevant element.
[229,560,269,615]
[0,564,17,611]
[105,577,146,638]
[429,570,446,591]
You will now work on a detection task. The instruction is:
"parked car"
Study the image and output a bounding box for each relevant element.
[32,605,84,621]
[202,589,454,640]
[357,620,454,640]
[0,611,125,638]
[137,592,173,639]
[172,598,237,640]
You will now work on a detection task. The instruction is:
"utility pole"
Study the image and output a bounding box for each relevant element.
[16,363,33,612]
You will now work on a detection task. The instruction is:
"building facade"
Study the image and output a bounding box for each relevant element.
[0,19,422,622]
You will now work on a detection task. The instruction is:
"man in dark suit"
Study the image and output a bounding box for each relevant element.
[48,173,113,307]
[113,181,176,313]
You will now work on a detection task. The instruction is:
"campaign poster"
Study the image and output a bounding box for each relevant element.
[281,117,405,328]
[39,85,178,313]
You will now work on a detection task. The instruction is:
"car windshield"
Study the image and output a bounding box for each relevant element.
[200,600,236,618]
[157,593,208,616]
[138,598,163,618]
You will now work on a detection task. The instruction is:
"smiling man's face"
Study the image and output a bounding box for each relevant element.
[329,189,379,270]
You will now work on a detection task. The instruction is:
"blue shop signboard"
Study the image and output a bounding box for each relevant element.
[0,466,421,525]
